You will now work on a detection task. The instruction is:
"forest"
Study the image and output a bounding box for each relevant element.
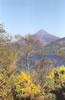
[0,24,65,100]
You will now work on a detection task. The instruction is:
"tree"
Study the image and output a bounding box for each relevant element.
[15,34,44,72]
[0,24,18,76]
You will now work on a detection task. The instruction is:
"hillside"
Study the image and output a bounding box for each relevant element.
[47,37,65,49]
[44,37,65,55]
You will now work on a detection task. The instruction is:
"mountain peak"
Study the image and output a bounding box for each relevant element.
[37,29,46,32]
[34,29,60,42]
[36,29,48,35]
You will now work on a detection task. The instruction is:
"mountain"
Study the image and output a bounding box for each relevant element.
[34,29,60,42]
[47,37,65,49]
[44,37,65,55]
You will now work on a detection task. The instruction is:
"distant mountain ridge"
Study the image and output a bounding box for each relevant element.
[47,37,65,49]
[34,29,60,42]
[43,37,65,56]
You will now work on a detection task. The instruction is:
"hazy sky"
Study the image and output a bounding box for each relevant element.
[0,0,65,37]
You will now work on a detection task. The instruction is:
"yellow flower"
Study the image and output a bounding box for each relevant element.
[20,72,31,84]
[57,66,65,73]
[31,83,40,95]
[16,85,21,89]
[0,75,2,80]
[22,87,31,93]
[62,74,65,79]
[14,71,41,97]
[49,71,54,80]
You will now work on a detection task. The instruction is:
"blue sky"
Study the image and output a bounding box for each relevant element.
[0,0,65,37]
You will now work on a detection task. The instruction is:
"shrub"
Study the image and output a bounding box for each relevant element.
[44,66,65,100]
[14,72,41,99]
[0,68,14,100]
[44,93,56,100]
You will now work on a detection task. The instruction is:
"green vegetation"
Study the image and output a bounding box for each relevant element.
[0,24,65,100]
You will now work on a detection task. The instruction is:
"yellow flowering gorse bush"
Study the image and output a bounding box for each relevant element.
[44,66,65,92]
[15,72,41,98]
[49,65,65,80]
[43,66,65,100]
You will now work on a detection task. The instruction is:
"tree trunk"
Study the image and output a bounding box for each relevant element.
[26,53,30,73]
